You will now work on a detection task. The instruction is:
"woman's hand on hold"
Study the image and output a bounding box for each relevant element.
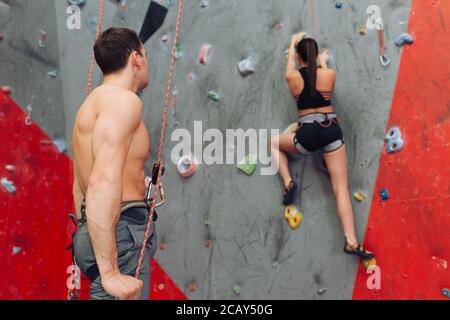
[318,49,330,67]
[291,32,307,46]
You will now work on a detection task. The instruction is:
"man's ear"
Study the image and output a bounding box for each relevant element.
[131,51,140,67]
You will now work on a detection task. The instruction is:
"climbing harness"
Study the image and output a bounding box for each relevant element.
[376,18,390,68]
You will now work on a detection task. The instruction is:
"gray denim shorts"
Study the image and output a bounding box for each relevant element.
[72,207,157,300]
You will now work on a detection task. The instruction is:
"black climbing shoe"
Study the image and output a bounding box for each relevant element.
[283,181,298,206]
[344,239,374,260]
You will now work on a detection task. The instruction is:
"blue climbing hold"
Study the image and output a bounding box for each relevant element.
[386,137,404,153]
[380,188,389,201]
[385,127,402,142]
[335,2,343,9]
[395,33,414,47]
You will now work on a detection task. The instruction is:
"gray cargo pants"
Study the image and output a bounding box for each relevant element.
[72,207,157,300]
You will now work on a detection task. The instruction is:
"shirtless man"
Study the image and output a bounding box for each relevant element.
[71,27,157,300]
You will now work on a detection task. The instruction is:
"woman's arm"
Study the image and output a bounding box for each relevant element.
[318,49,330,69]
[285,32,306,80]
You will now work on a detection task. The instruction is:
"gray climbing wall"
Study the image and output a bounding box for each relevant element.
[0,0,413,299]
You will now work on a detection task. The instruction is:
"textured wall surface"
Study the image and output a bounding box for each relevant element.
[0,0,426,300]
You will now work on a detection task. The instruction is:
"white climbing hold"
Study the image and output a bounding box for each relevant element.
[1,177,16,194]
[238,55,257,77]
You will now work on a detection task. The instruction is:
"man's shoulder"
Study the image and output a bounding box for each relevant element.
[96,87,143,114]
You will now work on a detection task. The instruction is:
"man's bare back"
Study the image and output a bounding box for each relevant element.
[72,84,150,219]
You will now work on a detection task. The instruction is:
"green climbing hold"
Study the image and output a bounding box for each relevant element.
[207,90,220,102]
[237,154,257,176]
[233,285,241,295]
[175,43,183,60]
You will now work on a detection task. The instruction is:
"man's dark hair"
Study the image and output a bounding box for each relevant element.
[94,27,143,75]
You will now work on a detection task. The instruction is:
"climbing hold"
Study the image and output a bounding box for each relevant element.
[38,30,47,48]
[284,205,302,230]
[198,44,213,65]
[395,33,414,47]
[236,154,257,176]
[1,86,11,94]
[161,34,169,44]
[0,31,4,41]
[359,24,367,35]
[12,246,22,255]
[53,139,67,153]
[233,285,241,295]
[187,72,196,82]
[159,243,167,250]
[119,1,127,20]
[68,0,86,6]
[1,177,16,194]
[442,288,450,299]
[385,127,402,142]
[174,43,183,60]
[385,127,404,153]
[274,22,284,31]
[204,239,212,248]
[380,188,389,201]
[157,282,165,290]
[207,90,220,102]
[317,287,328,295]
[89,17,98,25]
[177,155,197,178]
[47,70,58,78]
[238,55,257,77]
[362,258,377,269]
[200,0,209,9]
[188,282,197,293]
[386,137,404,153]
[353,191,366,202]
[335,2,343,9]
[5,164,15,172]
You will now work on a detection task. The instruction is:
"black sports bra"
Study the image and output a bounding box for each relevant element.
[295,67,332,110]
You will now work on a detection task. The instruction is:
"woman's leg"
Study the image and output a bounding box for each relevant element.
[323,145,365,248]
[271,133,299,189]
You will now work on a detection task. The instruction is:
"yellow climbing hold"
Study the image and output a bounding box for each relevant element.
[353,192,366,202]
[284,122,299,134]
[359,24,367,35]
[362,258,377,269]
[284,205,302,230]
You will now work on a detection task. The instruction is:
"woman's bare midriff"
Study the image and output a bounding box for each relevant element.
[298,106,334,117]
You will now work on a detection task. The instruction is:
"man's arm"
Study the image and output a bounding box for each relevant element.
[72,173,84,219]
[86,91,143,299]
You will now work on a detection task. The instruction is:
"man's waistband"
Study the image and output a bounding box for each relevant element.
[79,199,157,225]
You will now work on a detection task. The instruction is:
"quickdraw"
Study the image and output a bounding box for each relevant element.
[376,19,390,68]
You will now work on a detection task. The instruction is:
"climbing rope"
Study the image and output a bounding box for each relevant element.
[86,0,105,97]
[309,0,316,39]
[135,0,184,281]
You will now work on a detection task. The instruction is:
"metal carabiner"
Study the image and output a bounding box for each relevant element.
[380,54,391,68]
[154,183,166,208]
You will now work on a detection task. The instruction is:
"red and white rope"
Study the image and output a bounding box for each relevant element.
[86,0,105,97]
[135,0,184,281]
